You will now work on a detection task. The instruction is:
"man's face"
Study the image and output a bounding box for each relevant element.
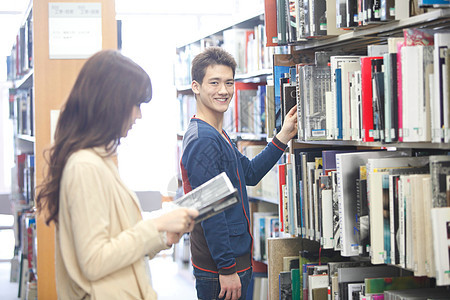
[192,64,234,118]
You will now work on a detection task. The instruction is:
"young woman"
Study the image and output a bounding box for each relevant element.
[36,49,198,300]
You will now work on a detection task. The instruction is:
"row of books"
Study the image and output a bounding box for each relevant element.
[177,94,196,134]
[253,212,279,261]
[276,250,450,300]
[6,7,33,81]
[10,210,37,300]
[268,0,446,46]
[174,24,288,87]
[177,82,268,138]
[267,30,450,144]
[10,88,34,138]
[11,153,35,207]
[278,149,450,285]
[10,153,36,298]
[241,144,279,201]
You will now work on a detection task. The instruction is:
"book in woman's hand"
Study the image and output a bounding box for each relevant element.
[174,172,240,223]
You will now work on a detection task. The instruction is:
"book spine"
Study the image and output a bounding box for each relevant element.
[336,68,343,139]
[389,175,396,265]
[325,91,335,140]
[335,155,348,255]
[361,57,376,142]
[287,162,297,236]
[265,0,279,46]
[278,163,286,232]
[397,42,404,142]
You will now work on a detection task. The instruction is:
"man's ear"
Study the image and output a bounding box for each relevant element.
[191,80,200,95]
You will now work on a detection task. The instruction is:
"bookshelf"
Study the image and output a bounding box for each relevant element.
[267,0,450,299]
[7,0,117,299]
[7,1,36,298]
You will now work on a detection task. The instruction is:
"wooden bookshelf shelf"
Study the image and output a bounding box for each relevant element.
[293,139,450,150]
[14,70,33,90]
[16,134,35,143]
[292,9,450,53]
[249,196,278,205]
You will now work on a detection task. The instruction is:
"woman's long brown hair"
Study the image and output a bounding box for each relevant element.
[36,50,152,225]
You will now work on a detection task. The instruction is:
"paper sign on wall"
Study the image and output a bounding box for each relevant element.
[48,3,102,59]
[50,110,60,144]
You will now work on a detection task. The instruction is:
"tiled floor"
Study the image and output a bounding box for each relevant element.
[0,214,198,300]
[0,262,19,300]
[150,253,198,300]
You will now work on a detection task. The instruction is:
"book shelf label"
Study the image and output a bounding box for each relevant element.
[48,3,102,59]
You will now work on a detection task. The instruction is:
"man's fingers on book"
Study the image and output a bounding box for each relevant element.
[288,105,297,115]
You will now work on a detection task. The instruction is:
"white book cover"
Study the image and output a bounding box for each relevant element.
[283,184,290,234]
[444,49,450,143]
[410,174,429,276]
[383,53,394,143]
[331,171,341,251]
[340,61,361,140]
[401,45,433,142]
[325,91,335,140]
[289,154,299,236]
[286,161,297,236]
[389,173,398,266]
[335,150,410,257]
[313,168,322,242]
[307,161,316,240]
[242,145,265,198]
[422,177,436,278]
[403,176,415,271]
[321,185,334,249]
[431,207,450,286]
[387,37,404,53]
[367,171,388,264]
[394,0,409,20]
[330,56,361,140]
[261,165,278,203]
[308,274,328,300]
[398,176,406,268]
[401,46,421,142]
[301,65,331,141]
[432,32,450,143]
[252,212,276,261]
[351,70,362,141]
[301,154,310,238]
[174,172,239,223]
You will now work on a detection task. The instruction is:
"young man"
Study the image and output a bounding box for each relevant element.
[180,47,297,300]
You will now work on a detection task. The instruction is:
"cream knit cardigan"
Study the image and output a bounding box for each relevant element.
[55,147,168,299]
